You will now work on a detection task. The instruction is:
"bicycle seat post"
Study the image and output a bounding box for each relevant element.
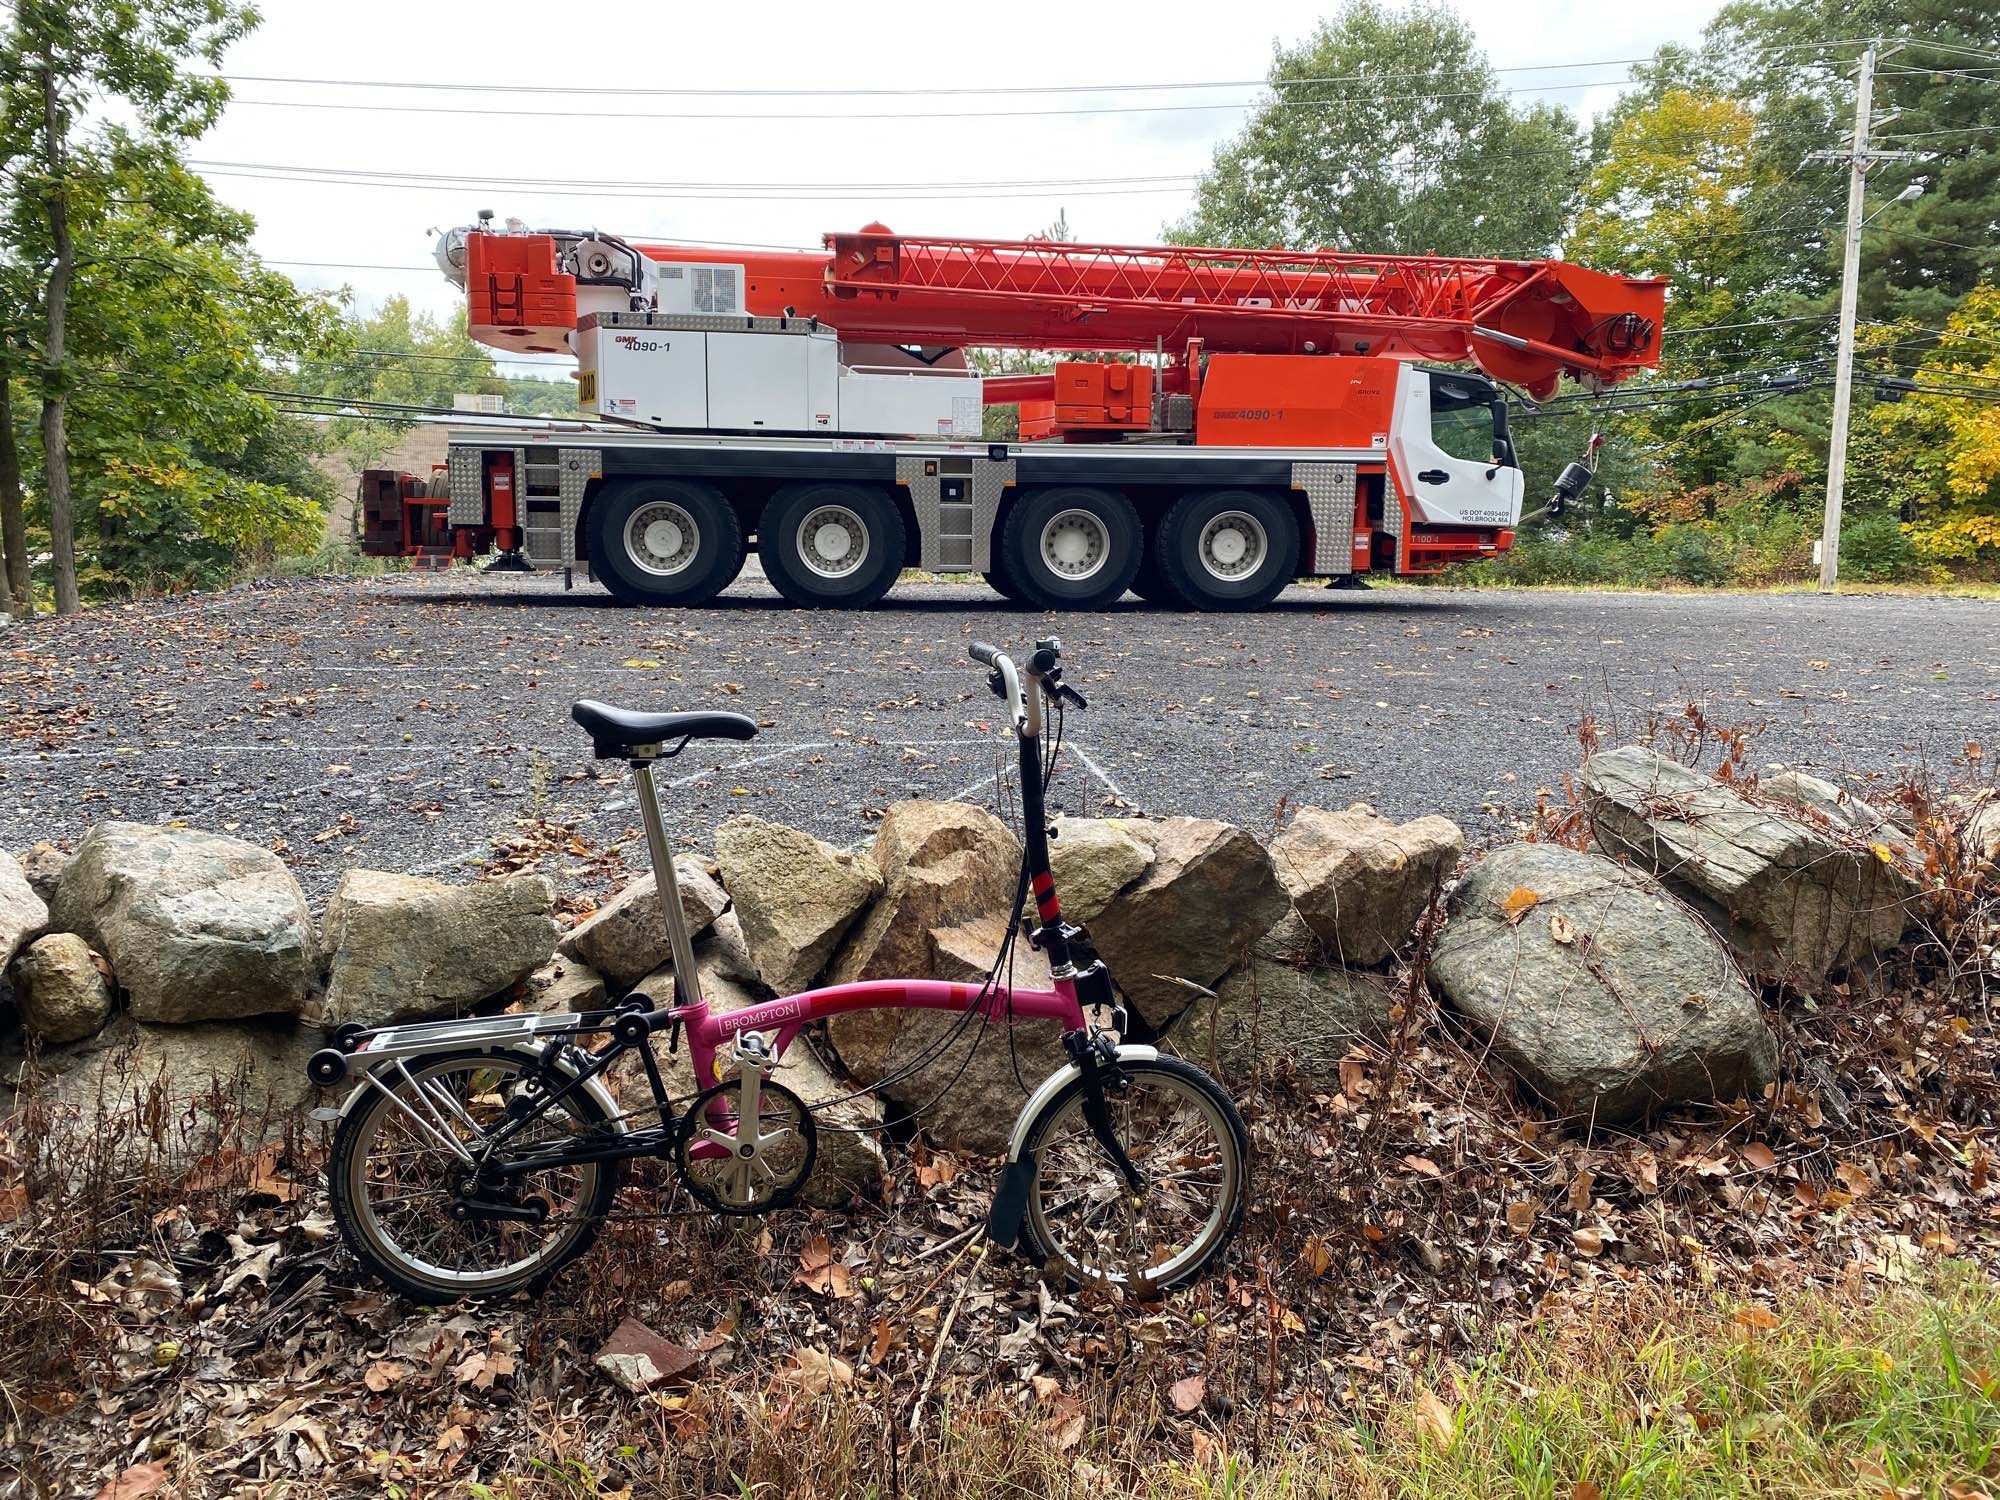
[628,750,704,1012]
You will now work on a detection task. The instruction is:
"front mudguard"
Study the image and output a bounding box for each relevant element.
[988,1044,1159,1252]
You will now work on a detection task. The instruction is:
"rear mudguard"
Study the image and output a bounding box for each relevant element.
[331,1043,626,1136]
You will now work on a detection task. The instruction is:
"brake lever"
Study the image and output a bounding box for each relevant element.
[1061,684,1088,711]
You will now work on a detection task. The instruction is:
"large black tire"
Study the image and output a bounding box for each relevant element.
[1016,1055,1248,1294]
[587,477,745,607]
[984,568,1028,605]
[1155,489,1301,612]
[994,486,1143,611]
[328,1047,623,1302]
[757,483,905,609]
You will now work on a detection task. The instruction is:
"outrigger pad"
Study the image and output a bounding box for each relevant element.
[987,1154,1037,1252]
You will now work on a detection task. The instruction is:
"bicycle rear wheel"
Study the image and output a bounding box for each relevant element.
[1017,1056,1247,1294]
[327,1048,623,1301]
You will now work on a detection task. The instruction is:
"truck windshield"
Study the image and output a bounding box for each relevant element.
[1429,376,1515,468]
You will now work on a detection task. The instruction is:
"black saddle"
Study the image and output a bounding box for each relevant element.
[571,699,759,760]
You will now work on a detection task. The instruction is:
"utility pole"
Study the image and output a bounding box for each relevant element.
[1816,43,1875,593]
[1812,43,1917,592]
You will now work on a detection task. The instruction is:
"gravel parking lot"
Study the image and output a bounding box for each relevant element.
[4,571,1995,901]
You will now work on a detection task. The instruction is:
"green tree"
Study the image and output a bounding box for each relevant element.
[3,0,266,612]
[1173,1,1587,257]
[3,129,347,600]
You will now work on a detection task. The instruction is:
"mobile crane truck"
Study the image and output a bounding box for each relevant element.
[355,221,1663,611]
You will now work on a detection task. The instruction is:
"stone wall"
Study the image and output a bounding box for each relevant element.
[5,747,1976,1193]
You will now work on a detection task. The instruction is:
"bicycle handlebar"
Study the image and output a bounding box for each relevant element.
[968,641,1002,669]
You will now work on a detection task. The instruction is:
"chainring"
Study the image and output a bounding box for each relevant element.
[671,1078,818,1216]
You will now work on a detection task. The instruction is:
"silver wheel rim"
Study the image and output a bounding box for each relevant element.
[1198,510,1267,583]
[345,1054,603,1294]
[626,501,701,578]
[794,504,871,582]
[1039,508,1110,583]
[1025,1066,1238,1290]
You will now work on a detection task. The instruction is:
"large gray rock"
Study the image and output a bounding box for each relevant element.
[1084,817,1289,1028]
[1049,817,1153,923]
[1585,746,1913,979]
[1,851,48,975]
[1430,843,1776,1125]
[827,801,1019,985]
[2,1016,319,1161]
[1269,804,1464,966]
[10,932,114,1044]
[557,859,728,991]
[1174,956,1397,1088]
[49,823,314,1022]
[715,815,881,995]
[826,907,1067,1154]
[526,955,608,1015]
[1965,800,2000,877]
[627,955,886,1206]
[15,843,70,905]
[321,869,559,1027]
[1762,771,1913,857]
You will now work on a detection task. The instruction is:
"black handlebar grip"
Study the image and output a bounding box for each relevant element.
[968,641,1002,667]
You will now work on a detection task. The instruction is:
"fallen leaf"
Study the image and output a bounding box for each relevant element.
[1835,1161,1873,1199]
[1572,1227,1606,1258]
[94,1465,169,1500]
[1170,1373,1206,1413]
[1403,1154,1443,1178]
[1301,1232,1335,1277]
[1566,1168,1596,1216]
[1570,1482,1604,1500]
[1734,1304,1780,1332]
[1505,1201,1536,1236]
[795,1235,855,1298]
[1740,1142,1777,1172]
[1501,886,1542,924]
[784,1349,855,1397]
[1414,1387,1456,1447]
[363,1359,408,1393]
[1548,910,1577,945]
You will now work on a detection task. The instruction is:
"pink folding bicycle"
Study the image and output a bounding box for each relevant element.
[308,638,1248,1302]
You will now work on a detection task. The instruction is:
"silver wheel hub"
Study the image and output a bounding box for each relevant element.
[626,501,701,577]
[1040,509,1109,582]
[1198,511,1266,583]
[796,505,870,581]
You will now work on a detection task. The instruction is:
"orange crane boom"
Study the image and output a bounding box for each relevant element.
[461,223,1663,398]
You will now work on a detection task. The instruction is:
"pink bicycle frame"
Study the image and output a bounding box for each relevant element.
[676,976,1087,1094]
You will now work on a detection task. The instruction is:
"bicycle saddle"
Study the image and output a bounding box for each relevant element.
[571,699,759,759]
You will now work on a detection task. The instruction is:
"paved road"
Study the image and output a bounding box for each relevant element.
[3,573,1994,901]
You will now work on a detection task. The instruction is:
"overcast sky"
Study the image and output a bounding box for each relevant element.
[194,0,1725,375]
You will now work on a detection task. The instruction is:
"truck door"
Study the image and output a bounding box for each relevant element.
[1387,369,1524,529]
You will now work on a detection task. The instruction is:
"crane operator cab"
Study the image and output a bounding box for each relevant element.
[1389,367,1524,531]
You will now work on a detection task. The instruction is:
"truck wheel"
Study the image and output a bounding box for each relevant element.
[996,487,1142,611]
[589,478,745,607]
[1156,490,1299,611]
[758,484,905,609]
[984,568,1027,604]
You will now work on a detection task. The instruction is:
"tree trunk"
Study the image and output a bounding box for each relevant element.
[0,374,31,617]
[38,55,79,615]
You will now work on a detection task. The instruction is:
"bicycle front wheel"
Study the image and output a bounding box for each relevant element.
[327,1048,623,1301]
[1017,1055,1248,1294]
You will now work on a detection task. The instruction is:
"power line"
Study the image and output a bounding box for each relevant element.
[194,167,1196,203]
[199,160,1201,191]
[210,52,1807,98]
[218,76,1650,124]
